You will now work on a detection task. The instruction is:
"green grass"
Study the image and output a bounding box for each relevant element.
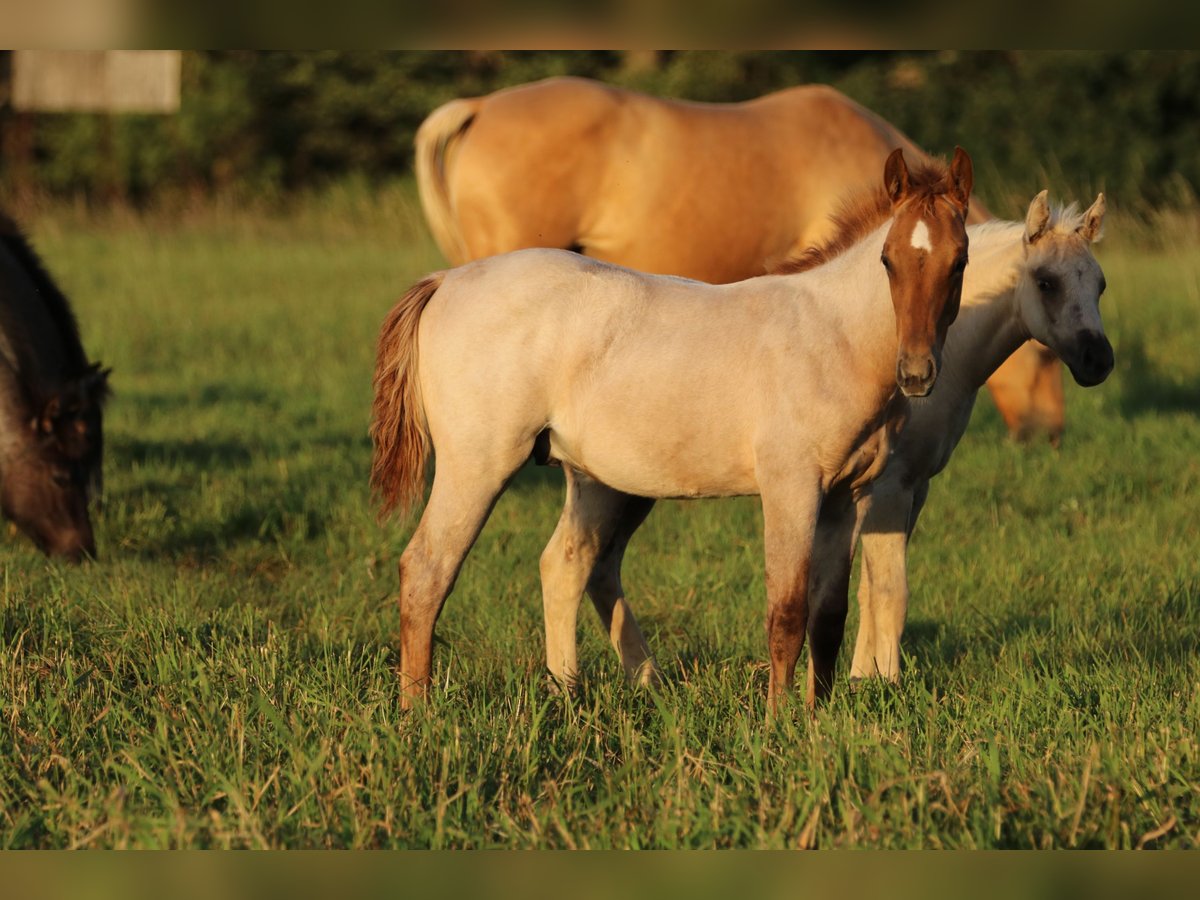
[2,185,1198,848]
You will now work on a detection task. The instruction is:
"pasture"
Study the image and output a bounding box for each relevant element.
[1,184,1198,848]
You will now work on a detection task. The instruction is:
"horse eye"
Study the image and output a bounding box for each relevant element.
[953,256,968,274]
[1037,278,1054,292]
[51,470,72,488]
[880,255,892,272]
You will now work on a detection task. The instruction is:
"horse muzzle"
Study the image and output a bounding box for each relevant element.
[1067,331,1114,387]
[896,353,938,398]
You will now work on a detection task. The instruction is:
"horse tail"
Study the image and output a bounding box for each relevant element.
[415,98,480,266]
[370,272,446,519]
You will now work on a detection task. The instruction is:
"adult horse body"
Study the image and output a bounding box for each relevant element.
[0,212,109,561]
[416,76,1063,443]
[373,150,973,710]
[570,192,1113,696]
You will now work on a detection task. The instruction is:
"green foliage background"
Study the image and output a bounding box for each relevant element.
[2,51,1199,212]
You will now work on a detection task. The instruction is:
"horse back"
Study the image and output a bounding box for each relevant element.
[436,78,963,283]
[444,78,631,258]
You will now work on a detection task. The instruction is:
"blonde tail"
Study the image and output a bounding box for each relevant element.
[370,272,446,518]
[414,98,480,265]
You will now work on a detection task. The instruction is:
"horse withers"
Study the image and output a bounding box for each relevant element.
[372,148,973,711]
[0,212,110,562]
[416,76,1064,444]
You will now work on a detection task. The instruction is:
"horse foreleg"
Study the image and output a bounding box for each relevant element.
[760,480,822,714]
[540,469,629,686]
[397,461,515,710]
[805,486,864,705]
[585,495,660,687]
[848,482,920,682]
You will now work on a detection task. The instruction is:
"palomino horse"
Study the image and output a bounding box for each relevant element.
[0,211,110,561]
[556,191,1112,698]
[373,149,974,710]
[416,76,1064,444]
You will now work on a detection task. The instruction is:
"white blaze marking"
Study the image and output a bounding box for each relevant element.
[910,219,932,252]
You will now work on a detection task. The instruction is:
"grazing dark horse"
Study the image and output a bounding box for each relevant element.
[0,212,109,561]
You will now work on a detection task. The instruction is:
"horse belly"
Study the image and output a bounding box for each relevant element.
[548,400,759,499]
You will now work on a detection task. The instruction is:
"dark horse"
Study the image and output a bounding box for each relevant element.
[0,211,109,561]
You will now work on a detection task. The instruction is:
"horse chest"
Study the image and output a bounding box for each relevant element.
[829,394,909,496]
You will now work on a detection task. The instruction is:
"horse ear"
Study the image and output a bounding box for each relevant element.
[1025,190,1051,245]
[1077,193,1106,242]
[948,146,974,213]
[83,364,112,403]
[884,148,910,206]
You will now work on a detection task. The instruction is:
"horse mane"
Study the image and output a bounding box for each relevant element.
[1045,202,1093,238]
[771,155,955,275]
[0,210,91,381]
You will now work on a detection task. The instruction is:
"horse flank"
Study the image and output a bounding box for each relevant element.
[370,272,445,518]
[771,157,956,276]
[414,99,480,267]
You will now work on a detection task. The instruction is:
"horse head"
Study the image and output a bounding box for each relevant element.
[1017,191,1114,388]
[2,363,110,562]
[880,147,973,397]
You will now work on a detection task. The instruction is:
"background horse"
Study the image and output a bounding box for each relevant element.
[569,191,1113,698]
[415,75,1065,444]
[373,149,973,710]
[0,212,110,561]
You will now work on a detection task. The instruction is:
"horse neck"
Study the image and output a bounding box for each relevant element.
[801,223,903,397]
[0,236,78,399]
[939,221,1030,397]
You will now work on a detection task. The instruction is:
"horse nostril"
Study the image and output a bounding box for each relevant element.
[896,355,937,396]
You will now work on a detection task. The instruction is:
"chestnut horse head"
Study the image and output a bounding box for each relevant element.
[880,146,973,397]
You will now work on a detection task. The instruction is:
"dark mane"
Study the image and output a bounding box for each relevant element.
[771,155,953,276]
[0,209,90,378]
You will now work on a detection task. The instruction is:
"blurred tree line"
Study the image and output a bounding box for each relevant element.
[1,50,1197,213]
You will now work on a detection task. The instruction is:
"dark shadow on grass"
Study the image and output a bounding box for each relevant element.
[899,580,1200,680]
[1117,334,1200,418]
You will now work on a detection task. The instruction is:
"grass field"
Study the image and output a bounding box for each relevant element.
[1,185,1198,848]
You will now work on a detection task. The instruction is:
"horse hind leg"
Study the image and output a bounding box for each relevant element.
[540,468,634,686]
[397,451,526,709]
[585,494,660,687]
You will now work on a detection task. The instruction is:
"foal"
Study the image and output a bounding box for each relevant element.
[372,149,973,710]
[576,191,1113,699]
